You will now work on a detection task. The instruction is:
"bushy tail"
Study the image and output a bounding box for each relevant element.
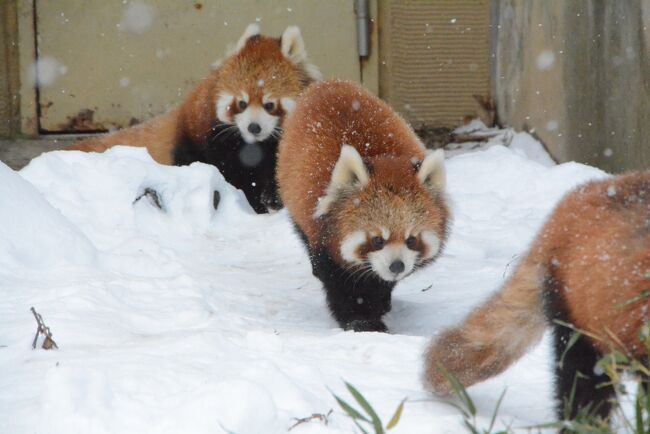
[66,138,114,153]
[424,253,547,394]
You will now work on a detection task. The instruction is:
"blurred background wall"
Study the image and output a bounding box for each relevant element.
[492,0,650,172]
[1,0,649,173]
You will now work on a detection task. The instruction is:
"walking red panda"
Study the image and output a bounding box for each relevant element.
[424,172,650,422]
[277,80,450,332]
[67,23,321,213]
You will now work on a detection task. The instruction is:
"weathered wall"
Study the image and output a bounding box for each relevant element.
[379,0,490,128]
[0,0,21,138]
[492,1,650,173]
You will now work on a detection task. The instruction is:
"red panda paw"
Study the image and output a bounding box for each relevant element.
[345,319,389,333]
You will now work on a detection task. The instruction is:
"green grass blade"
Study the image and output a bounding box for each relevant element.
[351,418,371,434]
[487,388,507,432]
[386,399,406,430]
[615,289,650,309]
[333,393,370,422]
[559,331,581,370]
[439,365,476,416]
[345,382,384,434]
[463,419,480,434]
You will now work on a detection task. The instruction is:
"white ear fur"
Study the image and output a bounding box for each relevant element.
[314,145,369,218]
[303,62,323,82]
[417,149,446,191]
[235,23,261,52]
[281,26,307,64]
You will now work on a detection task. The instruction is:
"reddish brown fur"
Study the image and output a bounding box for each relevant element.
[68,35,309,164]
[425,173,650,393]
[278,80,448,261]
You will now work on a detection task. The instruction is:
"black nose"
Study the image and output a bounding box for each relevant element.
[389,260,405,274]
[247,123,261,135]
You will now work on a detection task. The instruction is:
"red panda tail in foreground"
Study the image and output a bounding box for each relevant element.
[278,80,450,333]
[424,172,650,422]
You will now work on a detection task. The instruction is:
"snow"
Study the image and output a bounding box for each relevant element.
[0,138,608,433]
[536,50,556,71]
[119,2,155,34]
[26,56,67,88]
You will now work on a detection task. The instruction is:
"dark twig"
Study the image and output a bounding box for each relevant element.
[288,410,333,431]
[133,188,164,211]
[421,284,434,292]
[30,307,58,350]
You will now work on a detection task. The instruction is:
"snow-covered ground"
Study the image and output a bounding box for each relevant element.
[0,130,609,433]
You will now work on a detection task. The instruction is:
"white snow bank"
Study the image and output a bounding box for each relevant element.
[0,138,609,433]
[449,122,556,168]
[20,147,254,249]
[0,161,95,270]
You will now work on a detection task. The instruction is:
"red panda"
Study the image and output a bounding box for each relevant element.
[67,23,321,213]
[277,80,450,332]
[424,173,650,422]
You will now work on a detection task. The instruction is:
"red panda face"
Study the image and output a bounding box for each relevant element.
[317,146,449,282]
[213,24,320,144]
[340,225,443,282]
[216,89,296,144]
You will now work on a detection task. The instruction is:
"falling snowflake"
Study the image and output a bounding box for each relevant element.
[120,2,155,34]
[27,56,67,88]
[536,50,555,70]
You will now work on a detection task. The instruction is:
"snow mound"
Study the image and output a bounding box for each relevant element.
[20,146,254,249]
[0,161,95,270]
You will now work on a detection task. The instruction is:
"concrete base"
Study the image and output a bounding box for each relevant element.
[0,137,74,170]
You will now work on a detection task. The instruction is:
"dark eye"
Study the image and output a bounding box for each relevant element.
[238,100,248,110]
[371,236,385,250]
[263,102,275,112]
[406,235,417,249]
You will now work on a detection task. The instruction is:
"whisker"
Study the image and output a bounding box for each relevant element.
[206,124,240,145]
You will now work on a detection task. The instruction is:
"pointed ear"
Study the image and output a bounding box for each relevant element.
[417,149,446,191]
[281,26,307,63]
[235,23,261,52]
[314,145,369,218]
[280,26,323,82]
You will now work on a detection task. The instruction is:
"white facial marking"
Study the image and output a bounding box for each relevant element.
[216,93,234,123]
[421,230,441,259]
[280,97,296,114]
[380,227,390,240]
[234,93,279,144]
[340,230,366,264]
[368,243,418,282]
[262,94,276,104]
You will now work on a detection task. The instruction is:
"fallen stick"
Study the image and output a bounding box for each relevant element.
[30,307,59,350]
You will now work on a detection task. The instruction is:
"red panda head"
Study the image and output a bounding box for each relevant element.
[316,146,449,282]
[213,24,321,144]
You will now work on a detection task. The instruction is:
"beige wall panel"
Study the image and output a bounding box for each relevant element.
[379,0,490,128]
[35,0,360,132]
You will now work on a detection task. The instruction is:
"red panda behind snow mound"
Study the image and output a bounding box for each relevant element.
[67,23,320,213]
[424,172,650,423]
[278,80,450,332]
